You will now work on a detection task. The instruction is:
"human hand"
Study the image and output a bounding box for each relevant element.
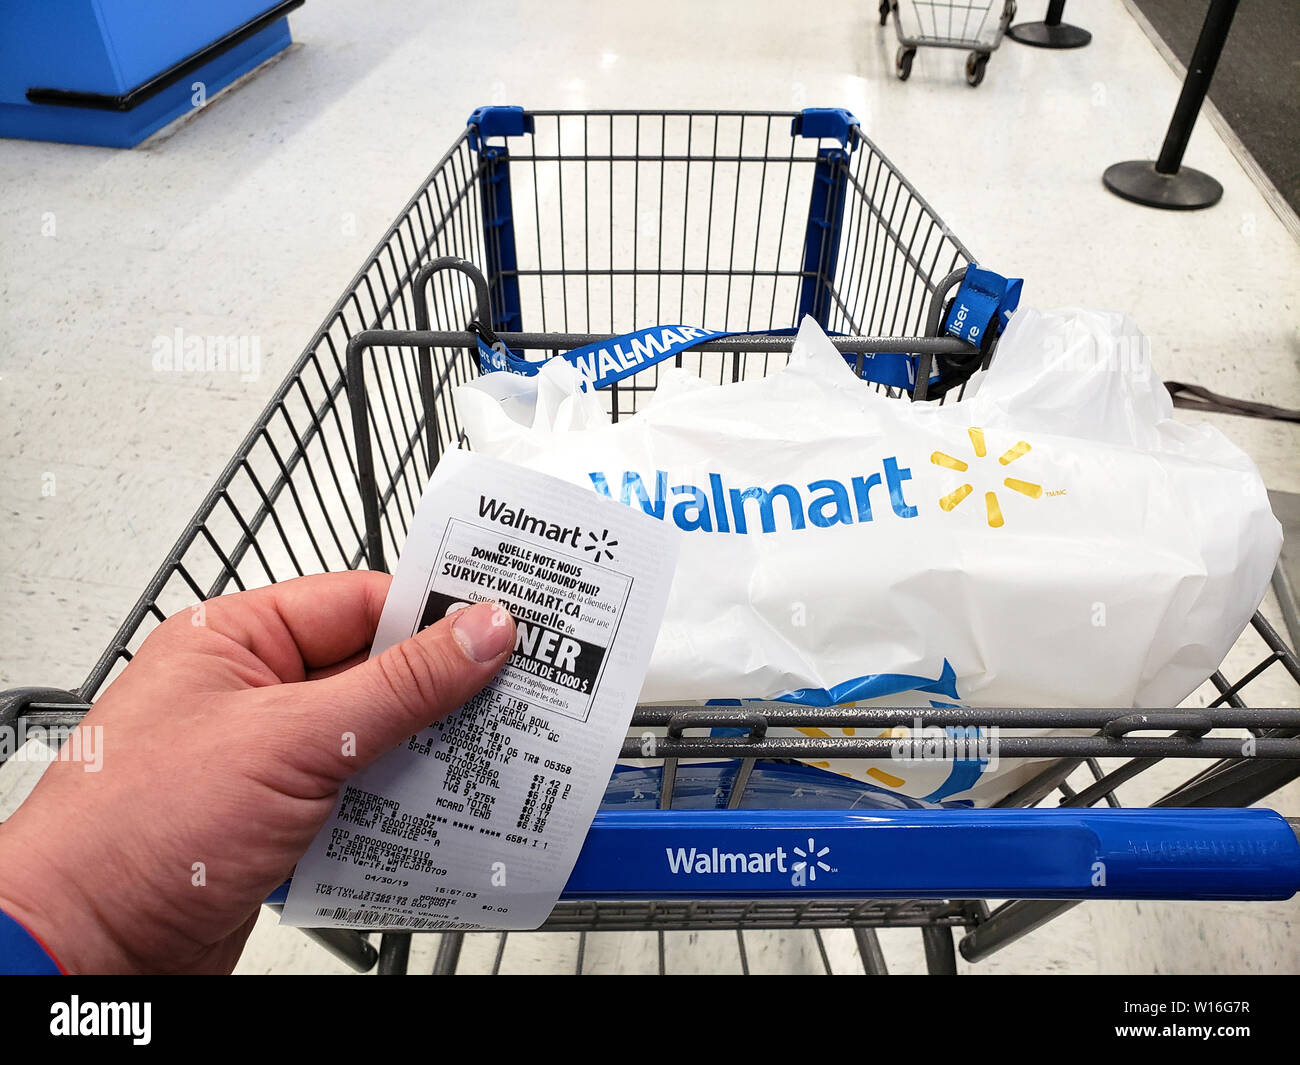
[0,571,514,974]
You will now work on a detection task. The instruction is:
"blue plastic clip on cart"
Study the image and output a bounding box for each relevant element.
[5,107,1297,975]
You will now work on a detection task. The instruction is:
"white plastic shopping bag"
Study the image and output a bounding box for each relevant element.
[452,310,1281,805]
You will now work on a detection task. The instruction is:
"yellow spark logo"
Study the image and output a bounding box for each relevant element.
[931,427,1041,529]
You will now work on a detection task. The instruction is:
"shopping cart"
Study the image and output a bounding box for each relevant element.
[880,1,1018,85]
[3,107,1298,976]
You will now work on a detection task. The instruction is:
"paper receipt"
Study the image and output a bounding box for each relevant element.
[280,449,680,930]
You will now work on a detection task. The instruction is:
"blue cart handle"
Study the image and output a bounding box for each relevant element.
[562,808,1300,902]
[266,808,1299,908]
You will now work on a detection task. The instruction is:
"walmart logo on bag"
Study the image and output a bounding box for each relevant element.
[931,427,1042,529]
[589,430,1050,534]
[588,461,919,534]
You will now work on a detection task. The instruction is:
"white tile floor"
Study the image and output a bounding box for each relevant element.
[1,0,1297,975]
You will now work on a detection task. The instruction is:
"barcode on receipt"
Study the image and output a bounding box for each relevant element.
[313,907,465,930]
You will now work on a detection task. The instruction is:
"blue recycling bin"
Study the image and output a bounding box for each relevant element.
[0,0,300,148]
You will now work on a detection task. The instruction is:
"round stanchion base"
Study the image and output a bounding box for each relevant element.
[1008,21,1092,48]
[1102,160,1224,210]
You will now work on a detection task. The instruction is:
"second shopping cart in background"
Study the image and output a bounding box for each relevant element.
[881,1,1018,84]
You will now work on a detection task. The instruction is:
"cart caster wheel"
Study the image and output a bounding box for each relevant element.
[965,51,988,86]
[879,1,891,26]
[896,46,915,81]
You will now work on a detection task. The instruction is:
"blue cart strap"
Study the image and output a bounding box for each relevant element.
[475,340,509,379]
[478,324,732,389]
[0,907,62,974]
[839,350,940,391]
[944,265,1023,346]
[765,326,937,391]
[466,105,534,151]
[791,108,862,150]
[477,324,939,393]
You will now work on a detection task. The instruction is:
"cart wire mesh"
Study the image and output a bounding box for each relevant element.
[51,111,974,692]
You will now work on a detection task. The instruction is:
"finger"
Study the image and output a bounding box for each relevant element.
[193,571,394,682]
[273,600,515,778]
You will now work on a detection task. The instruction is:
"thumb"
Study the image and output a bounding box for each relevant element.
[276,600,516,779]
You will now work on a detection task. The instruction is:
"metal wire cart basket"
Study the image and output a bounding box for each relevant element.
[880,1,1018,85]
[3,108,1298,975]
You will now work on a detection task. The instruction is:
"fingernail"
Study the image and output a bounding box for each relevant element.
[451,601,514,663]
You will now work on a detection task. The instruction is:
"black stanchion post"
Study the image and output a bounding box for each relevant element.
[1008,0,1091,49]
[1103,0,1239,210]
